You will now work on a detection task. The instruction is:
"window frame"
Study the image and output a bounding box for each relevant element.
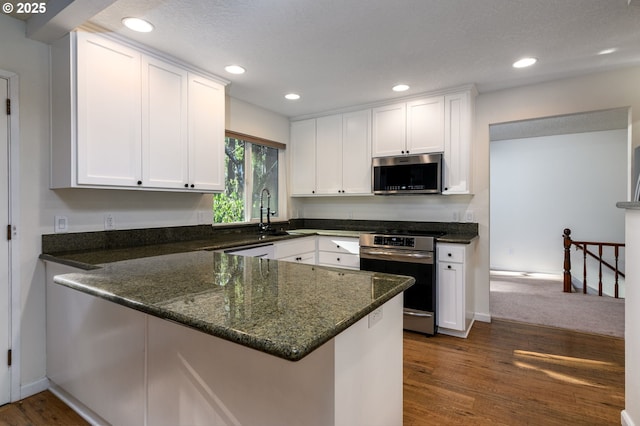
[213,131,287,225]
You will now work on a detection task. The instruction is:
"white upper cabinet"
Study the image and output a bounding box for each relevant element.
[315,114,343,194]
[371,103,406,157]
[142,56,188,189]
[442,90,474,194]
[290,119,317,195]
[341,110,371,194]
[372,96,444,157]
[406,97,444,154]
[291,109,371,196]
[187,74,225,191]
[51,30,226,193]
[75,32,142,187]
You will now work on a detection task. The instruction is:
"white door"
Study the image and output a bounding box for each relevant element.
[1,76,10,405]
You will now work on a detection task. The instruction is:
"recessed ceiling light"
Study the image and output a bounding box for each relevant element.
[285,93,300,100]
[122,17,154,33]
[598,48,617,55]
[392,84,410,92]
[512,57,537,68]
[225,65,246,74]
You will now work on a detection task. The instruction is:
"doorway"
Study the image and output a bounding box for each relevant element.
[488,108,628,331]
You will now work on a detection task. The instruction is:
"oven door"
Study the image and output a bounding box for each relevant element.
[360,248,436,334]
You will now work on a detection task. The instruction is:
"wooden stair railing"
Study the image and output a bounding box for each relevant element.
[563,228,625,298]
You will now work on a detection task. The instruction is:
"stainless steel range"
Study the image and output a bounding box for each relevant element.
[359,232,439,335]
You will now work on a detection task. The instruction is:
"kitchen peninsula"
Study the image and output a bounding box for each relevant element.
[44,246,414,426]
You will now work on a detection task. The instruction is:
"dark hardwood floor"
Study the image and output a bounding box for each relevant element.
[0,320,625,426]
[404,320,624,425]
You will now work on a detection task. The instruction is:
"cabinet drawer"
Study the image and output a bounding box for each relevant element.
[317,236,359,254]
[318,252,360,269]
[275,237,316,259]
[438,245,465,263]
[279,252,316,265]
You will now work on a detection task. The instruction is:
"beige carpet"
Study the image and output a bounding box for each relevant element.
[490,272,625,338]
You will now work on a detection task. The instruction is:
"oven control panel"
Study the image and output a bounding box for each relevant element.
[373,236,416,248]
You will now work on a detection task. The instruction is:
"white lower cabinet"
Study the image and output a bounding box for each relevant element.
[437,242,475,337]
[274,236,317,264]
[317,236,360,269]
[45,262,146,425]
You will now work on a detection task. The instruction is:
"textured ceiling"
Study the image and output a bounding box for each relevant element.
[85,0,640,118]
[17,0,640,119]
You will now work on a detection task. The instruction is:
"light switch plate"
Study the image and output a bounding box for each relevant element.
[54,215,68,233]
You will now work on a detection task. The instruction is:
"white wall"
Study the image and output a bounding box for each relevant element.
[0,14,290,397]
[472,66,640,321]
[490,129,627,274]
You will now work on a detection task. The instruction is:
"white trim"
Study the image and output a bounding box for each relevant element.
[0,69,21,402]
[622,409,636,426]
[474,312,492,323]
[20,377,48,399]
[49,383,110,426]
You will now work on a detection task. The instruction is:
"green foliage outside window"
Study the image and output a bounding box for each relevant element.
[214,137,279,224]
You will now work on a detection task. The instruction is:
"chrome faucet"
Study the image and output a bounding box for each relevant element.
[259,188,275,233]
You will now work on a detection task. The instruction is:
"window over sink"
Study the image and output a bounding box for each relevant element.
[213,131,284,224]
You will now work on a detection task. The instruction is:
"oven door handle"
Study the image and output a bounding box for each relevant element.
[404,311,433,318]
[359,248,434,264]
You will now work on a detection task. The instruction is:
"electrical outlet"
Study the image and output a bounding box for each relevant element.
[104,213,115,230]
[198,211,210,224]
[54,215,68,233]
[465,210,475,222]
[368,306,383,328]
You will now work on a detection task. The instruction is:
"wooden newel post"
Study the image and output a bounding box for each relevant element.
[563,228,572,293]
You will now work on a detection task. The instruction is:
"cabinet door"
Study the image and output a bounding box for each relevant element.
[443,92,471,194]
[142,57,189,189]
[406,97,444,154]
[437,261,464,331]
[188,74,225,191]
[342,110,372,194]
[76,32,142,186]
[315,115,343,194]
[290,119,317,195]
[372,103,406,157]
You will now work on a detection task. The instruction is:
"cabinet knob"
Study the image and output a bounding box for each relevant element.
[137,180,142,185]
[312,190,315,194]
[190,184,195,188]
[448,265,452,269]
[184,183,189,188]
[337,257,341,261]
[448,253,452,257]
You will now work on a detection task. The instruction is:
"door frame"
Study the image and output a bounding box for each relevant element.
[1,69,21,403]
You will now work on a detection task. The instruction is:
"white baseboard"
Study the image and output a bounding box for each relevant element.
[474,312,491,323]
[622,409,636,426]
[49,383,109,426]
[438,319,475,338]
[20,377,49,400]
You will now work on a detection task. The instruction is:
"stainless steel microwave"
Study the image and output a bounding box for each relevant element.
[372,153,443,195]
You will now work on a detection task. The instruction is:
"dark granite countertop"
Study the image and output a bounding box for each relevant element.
[53,250,414,361]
